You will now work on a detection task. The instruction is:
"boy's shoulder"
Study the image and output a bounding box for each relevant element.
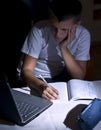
[77,25,90,36]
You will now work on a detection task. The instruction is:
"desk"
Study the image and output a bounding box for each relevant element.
[0,81,101,130]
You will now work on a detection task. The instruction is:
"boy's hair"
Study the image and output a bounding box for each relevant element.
[49,0,82,23]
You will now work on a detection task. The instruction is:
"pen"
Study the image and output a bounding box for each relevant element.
[39,75,48,83]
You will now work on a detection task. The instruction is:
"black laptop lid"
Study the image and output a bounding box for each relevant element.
[0,81,21,123]
[0,81,53,125]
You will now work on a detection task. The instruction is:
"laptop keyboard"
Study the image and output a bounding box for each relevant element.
[15,101,40,121]
[12,90,40,121]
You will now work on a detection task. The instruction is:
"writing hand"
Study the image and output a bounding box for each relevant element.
[40,83,59,100]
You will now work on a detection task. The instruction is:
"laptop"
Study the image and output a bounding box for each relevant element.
[0,81,53,126]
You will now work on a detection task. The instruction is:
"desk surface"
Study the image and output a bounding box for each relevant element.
[0,80,101,130]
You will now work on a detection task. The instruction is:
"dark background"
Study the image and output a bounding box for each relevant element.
[0,0,50,87]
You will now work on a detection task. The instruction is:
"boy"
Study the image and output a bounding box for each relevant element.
[17,0,91,100]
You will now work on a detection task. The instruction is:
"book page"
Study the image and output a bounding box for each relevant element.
[92,80,101,99]
[67,79,97,101]
[49,82,68,103]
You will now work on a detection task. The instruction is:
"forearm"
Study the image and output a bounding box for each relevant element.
[60,47,86,79]
[21,69,46,91]
[21,69,59,100]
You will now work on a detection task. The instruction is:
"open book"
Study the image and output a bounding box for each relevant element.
[49,79,101,103]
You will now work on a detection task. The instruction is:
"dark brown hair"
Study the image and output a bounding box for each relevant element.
[49,0,82,23]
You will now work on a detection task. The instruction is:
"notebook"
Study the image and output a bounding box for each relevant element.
[0,81,53,126]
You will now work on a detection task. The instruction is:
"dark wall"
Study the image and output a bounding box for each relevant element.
[0,0,50,86]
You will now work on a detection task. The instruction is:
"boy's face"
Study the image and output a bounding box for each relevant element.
[50,17,80,43]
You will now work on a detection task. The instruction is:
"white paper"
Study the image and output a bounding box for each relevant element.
[49,82,68,104]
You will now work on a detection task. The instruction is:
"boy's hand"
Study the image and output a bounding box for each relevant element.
[59,25,76,48]
[40,83,59,100]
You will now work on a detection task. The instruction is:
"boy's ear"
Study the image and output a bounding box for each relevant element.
[74,20,81,28]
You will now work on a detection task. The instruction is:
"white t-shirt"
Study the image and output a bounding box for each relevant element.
[17,20,91,78]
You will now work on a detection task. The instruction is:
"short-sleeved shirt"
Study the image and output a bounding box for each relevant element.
[17,20,91,78]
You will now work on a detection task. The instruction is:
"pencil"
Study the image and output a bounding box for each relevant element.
[39,75,47,83]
